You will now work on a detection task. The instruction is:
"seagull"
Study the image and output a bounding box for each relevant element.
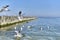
[28,26,31,29]
[27,25,33,31]
[41,27,43,31]
[14,27,23,38]
[47,26,50,30]
[20,25,25,31]
[18,16,22,21]
[21,27,23,31]
[14,31,23,38]
[40,27,43,31]
[22,25,25,27]
[14,27,17,30]
[0,5,10,12]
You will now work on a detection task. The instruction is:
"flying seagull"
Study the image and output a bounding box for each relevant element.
[0,5,10,12]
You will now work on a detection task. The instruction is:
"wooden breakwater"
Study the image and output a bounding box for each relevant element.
[0,16,36,28]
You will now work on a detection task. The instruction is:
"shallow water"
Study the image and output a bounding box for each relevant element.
[0,17,60,40]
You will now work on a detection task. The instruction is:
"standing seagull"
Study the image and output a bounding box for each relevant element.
[18,11,23,21]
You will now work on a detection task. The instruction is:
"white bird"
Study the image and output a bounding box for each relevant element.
[21,27,23,31]
[22,25,25,27]
[14,31,23,38]
[28,26,31,29]
[14,27,23,38]
[4,8,9,11]
[18,16,22,21]
[0,5,10,12]
[47,26,50,30]
[14,27,17,30]
[40,27,43,31]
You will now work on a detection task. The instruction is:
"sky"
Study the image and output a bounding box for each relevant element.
[0,0,60,17]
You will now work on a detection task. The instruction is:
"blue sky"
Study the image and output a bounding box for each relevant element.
[0,0,60,17]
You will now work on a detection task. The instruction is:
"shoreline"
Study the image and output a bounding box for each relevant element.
[0,17,36,28]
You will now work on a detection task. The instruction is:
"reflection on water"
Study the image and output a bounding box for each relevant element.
[0,18,60,40]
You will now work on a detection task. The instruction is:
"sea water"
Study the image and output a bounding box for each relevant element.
[0,17,60,40]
